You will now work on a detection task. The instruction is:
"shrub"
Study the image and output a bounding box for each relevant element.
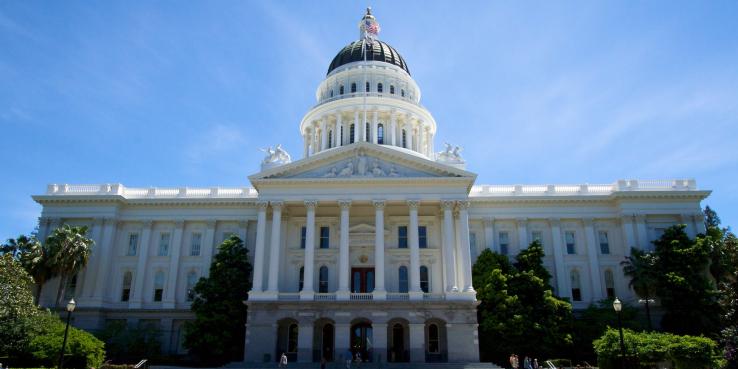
[27,312,105,369]
[593,328,719,369]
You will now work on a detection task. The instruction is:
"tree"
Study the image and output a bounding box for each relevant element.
[621,248,658,330]
[473,241,573,363]
[45,224,94,308]
[653,225,720,336]
[184,235,252,365]
[2,235,55,304]
[0,254,40,357]
[718,231,738,368]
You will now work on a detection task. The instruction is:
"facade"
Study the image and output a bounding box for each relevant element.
[32,9,709,364]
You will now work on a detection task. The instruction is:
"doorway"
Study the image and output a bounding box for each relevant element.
[350,322,373,362]
[351,267,375,293]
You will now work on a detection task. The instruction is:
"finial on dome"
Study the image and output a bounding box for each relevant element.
[366,7,372,16]
[359,7,380,41]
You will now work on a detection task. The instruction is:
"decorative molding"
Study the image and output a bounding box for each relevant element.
[548,218,561,227]
[174,220,185,228]
[257,201,269,210]
[338,200,352,209]
[304,200,318,210]
[441,200,455,211]
[372,200,386,210]
[516,217,528,226]
[142,220,154,228]
[205,220,217,228]
[270,201,284,210]
[456,200,471,210]
[582,218,594,227]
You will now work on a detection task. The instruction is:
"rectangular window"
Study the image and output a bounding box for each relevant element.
[319,227,330,249]
[565,231,576,254]
[154,288,163,301]
[300,226,306,249]
[121,288,131,302]
[598,231,610,255]
[127,233,139,256]
[499,231,509,255]
[572,288,582,301]
[190,233,202,256]
[158,233,170,256]
[398,226,408,248]
[531,231,543,244]
[418,226,428,248]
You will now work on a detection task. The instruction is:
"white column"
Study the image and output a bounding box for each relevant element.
[300,200,317,300]
[303,132,310,157]
[362,110,368,141]
[390,111,397,146]
[337,113,343,147]
[620,215,636,257]
[297,321,314,362]
[517,217,529,249]
[583,219,604,301]
[408,200,422,299]
[80,218,105,300]
[202,220,217,277]
[130,220,153,308]
[442,201,458,292]
[92,218,118,303]
[266,201,283,294]
[373,200,386,299]
[693,213,706,234]
[337,200,351,299]
[250,202,268,294]
[353,111,359,143]
[635,214,649,250]
[320,118,328,151]
[483,217,495,252]
[406,122,414,150]
[680,214,695,237]
[37,217,51,243]
[372,111,378,144]
[550,218,569,299]
[416,121,424,155]
[456,201,475,293]
[163,220,185,308]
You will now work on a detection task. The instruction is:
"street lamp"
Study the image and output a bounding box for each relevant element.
[58,298,76,369]
[613,297,626,369]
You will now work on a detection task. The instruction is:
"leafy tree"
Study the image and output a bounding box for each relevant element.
[0,254,40,357]
[97,320,161,361]
[473,241,573,363]
[45,224,94,308]
[2,234,55,304]
[718,232,738,368]
[184,235,252,365]
[652,225,720,336]
[27,311,106,369]
[571,299,645,363]
[621,248,658,330]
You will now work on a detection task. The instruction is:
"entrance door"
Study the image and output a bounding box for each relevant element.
[321,324,334,361]
[389,323,407,362]
[350,323,373,362]
[351,268,375,293]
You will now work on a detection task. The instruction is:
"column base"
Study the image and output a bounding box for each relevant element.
[372,290,387,300]
[445,291,477,301]
[249,290,278,301]
[337,290,350,301]
[409,291,424,301]
[162,301,175,309]
[299,291,315,301]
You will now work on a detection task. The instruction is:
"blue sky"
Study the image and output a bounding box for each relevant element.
[1,1,737,241]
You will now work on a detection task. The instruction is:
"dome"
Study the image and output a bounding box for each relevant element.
[327,39,410,76]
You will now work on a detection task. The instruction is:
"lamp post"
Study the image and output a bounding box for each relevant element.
[58,298,76,369]
[613,297,626,369]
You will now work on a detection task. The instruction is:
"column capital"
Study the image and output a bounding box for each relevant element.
[456,200,471,210]
[582,218,595,227]
[205,219,217,228]
[142,220,154,228]
[483,217,496,226]
[338,200,352,209]
[372,200,386,210]
[691,212,705,222]
[174,220,185,228]
[256,201,269,210]
[516,217,528,226]
[441,200,456,211]
[270,201,284,210]
[407,200,420,210]
[548,218,561,227]
[304,200,318,210]
[620,214,634,223]
[634,214,647,222]
[93,218,105,227]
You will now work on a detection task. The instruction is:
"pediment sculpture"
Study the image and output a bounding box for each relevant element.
[260,144,292,170]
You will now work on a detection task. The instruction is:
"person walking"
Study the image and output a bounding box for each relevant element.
[345,349,353,369]
[533,358,539,369]
[279,352,288,368]
[509,354,516,369]
[524,356,532,369]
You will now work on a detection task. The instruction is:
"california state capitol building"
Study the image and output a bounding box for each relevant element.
[32,9,710,364]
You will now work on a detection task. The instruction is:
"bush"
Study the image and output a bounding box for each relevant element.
[27,312,105,369]
[593,328,719,369]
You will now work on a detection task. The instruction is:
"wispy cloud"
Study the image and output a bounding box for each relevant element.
[185,123,248,165]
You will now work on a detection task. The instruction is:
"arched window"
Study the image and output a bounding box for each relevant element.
[287,324,299,353]
[330,90,334,97]
[570,270,582,302]
[365,81,370,92]
[427,324,440,353]
[377,124,384,144]
[401,89,405,97]
[351,83,357,93]
[340,126,344,145]
[153,271,165,302]
[186,271,198,301]
[365,123,371,142]
[390,85,395,94]
[377,83,383,93]
[420,266,429,293]
[299,266,305,291]
[402,130,407,148]
[349,124,355,144]
[604,269,615,299]
[339,85,344,95]
[319,266,329,293]
[399,266,409,293]
[328,130,333,148]
[121,271,132,302]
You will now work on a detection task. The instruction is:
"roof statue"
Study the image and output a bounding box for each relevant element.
[436,143,466,169]
[260,144,291,170]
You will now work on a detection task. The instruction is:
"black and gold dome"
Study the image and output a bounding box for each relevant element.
[327,39,410,76]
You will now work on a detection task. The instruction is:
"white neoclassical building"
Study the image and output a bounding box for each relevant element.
[32,9,709,364]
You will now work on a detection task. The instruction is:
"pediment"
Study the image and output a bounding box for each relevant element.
[249,142,475,182]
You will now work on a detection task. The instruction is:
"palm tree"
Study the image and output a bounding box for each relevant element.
[621,247,658,330]
[2,235,55,304]
[45,224,95,308]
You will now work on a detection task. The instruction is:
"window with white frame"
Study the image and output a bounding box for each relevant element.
[399,266,409,293]
[153,271,165,302]
[186,271,198,301]
[121,271,132,302]
[420,265,430,293]
[570,270,582,301]
[565,231,576,254]
[299,266,304,291]
[419,226,428,248]
[398,226,408,248]
[127,233,139,256]
[190,233,202,256]
[499,231,509,255]
[319,227,330,249]
[319,266,329,293]
[158,232,170,256]
[598,231,610,255]
[300,226,306,249]
[604,269,615,299]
